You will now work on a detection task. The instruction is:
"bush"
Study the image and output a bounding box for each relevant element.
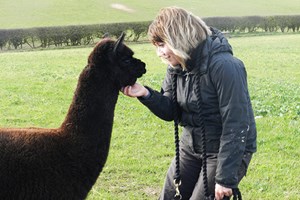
[288,15,300,32]
[8,29,28,49]
[204,16,237,32]
[0,29,9,50]
[128,21,151,41]
[236,16,264,32]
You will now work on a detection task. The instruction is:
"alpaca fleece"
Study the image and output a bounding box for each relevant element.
[0,34,146,200]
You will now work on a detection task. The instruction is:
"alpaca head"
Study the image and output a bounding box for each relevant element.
[88,33,146,88]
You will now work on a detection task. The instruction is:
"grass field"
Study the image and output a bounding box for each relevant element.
[1,0,300,29]
[0,34,300,199]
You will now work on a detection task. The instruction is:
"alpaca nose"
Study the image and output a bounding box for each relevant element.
[139,64,146,75]
[137,63,146,77]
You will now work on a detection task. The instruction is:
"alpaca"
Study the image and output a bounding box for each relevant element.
[0,33,146,200]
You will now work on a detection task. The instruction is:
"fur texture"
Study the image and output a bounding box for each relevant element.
[0,34,146,200]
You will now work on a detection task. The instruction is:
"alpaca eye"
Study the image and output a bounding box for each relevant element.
[122,57,132,64]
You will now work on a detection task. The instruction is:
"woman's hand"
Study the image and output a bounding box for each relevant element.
[215,183,232,200]
[121,83,149,98]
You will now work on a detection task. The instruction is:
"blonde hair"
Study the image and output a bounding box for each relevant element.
[148,7,212,69]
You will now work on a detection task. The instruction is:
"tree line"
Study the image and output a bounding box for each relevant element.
[1,15,299,51]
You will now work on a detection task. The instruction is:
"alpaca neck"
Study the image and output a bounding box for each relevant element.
[61,66,119,135]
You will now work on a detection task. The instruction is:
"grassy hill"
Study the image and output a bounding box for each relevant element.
[1,0,300,29]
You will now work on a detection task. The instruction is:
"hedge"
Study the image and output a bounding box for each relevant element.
[1,15,299,50]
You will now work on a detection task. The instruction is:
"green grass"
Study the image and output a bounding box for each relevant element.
[231,34,300,119]
[0,34,300,199]
[230,35,300,199]
[1,0,300,29]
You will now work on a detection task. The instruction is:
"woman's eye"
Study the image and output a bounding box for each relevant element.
[157,43,164,47]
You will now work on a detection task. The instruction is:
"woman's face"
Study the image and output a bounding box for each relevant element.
[155,42,180,66]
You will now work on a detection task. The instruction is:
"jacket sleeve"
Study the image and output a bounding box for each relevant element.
[210,58,250,188]
[138,71,175,121]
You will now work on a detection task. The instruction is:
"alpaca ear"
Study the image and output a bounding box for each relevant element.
[113,32,126,55]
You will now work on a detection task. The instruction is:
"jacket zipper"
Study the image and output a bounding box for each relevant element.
[185,72,192,112]
[185,72,191,81]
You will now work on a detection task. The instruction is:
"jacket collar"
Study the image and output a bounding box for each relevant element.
[186,41,207,75]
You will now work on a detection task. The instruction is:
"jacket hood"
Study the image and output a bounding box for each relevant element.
[186,27,233,73]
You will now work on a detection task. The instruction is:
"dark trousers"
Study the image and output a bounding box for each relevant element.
[158,142,252,200]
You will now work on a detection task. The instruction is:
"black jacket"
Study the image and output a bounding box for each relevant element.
[139,28,257,188]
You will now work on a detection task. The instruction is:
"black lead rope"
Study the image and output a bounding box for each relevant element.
[223,188,243,200]
[194,74,213,200]
[195,74,242,200]
[173,119,182,200]
[171,74,182,200]
[171,73,242,200]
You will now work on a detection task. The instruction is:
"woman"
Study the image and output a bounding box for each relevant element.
[122,7,257,200]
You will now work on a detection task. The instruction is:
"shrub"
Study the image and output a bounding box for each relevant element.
[8,29,28,49]
[128,21,151,42]
[288,15,300,32]
[0,29,9,50]
[236,16,264,32]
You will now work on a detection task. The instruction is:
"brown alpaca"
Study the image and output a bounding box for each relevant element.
[0,34,146,200]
